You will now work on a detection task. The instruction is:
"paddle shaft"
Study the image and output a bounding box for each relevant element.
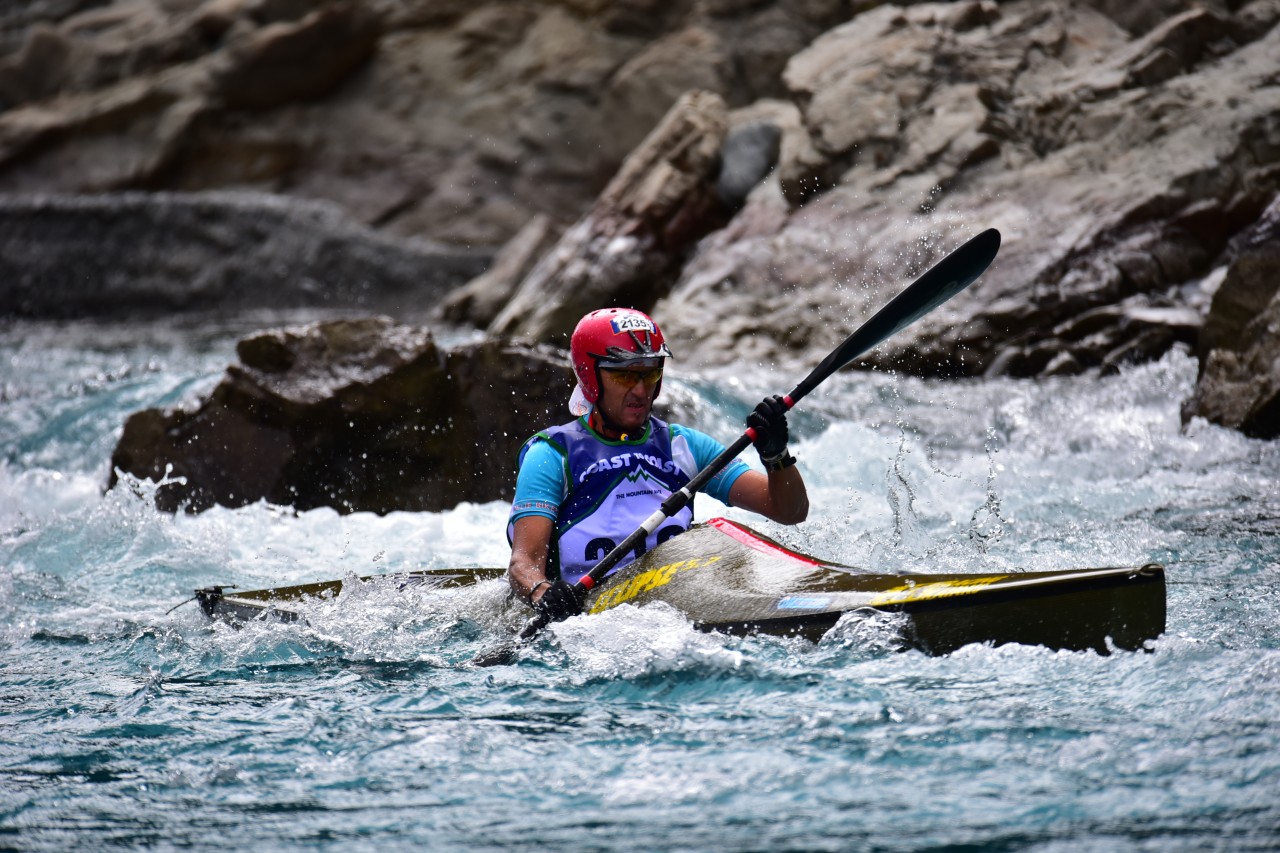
[507,227,1002,649]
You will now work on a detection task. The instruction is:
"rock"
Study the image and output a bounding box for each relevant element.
[487,90,731,344]
[108,317,576,514]
[657,0,1280,380]
[0,24,75,107]
[0,72,208,193]
[209,2,382,110]
[1183,195,1280,437]
[598,27,733,164]
[436,214,562,328]
[0,1,854,247]
[1081,0,1233,36]
[3,0,1280,447]
[716,121,783,211]
[0,192,489,319]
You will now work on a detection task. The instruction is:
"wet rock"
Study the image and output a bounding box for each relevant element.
[1182,196,1280,438]
[0,192,488,319]
[716,120,783,212]
[108,317,575,514]
[0,24,75,106]
[984,299,1200,378]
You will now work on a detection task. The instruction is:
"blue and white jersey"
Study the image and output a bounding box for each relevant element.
[508,416,750,584]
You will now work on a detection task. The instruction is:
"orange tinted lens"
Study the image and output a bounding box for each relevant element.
[601,368,662,388]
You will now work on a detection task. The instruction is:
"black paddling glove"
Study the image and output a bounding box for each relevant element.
[534,578,584,622]
[747,395,790,461]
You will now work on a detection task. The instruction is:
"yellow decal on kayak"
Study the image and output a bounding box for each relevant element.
[588,556,723,614]
[869,575,1010,606]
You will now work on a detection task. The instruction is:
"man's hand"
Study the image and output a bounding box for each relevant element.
[747,395,790,462]
[533,578,584,622]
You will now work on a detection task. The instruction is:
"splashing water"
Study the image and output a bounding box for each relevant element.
[2,318,1279,851]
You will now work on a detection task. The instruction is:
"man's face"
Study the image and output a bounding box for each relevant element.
[596,364,662,434]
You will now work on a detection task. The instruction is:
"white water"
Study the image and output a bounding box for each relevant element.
[2,317,1278,851]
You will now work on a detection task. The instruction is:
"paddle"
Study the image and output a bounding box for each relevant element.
[472,227,1002,667]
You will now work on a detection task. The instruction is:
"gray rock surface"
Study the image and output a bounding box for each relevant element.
[1182,195,1280,438]
[0,0,853,246]
[656,1,1280,381]
[487,89,733,343]
[0,192,488,318]
[4,0,1280,496]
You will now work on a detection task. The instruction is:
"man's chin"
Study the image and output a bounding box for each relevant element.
[620,410,650,431]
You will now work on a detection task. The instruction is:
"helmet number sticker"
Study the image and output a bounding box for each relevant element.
[611,315,656,335]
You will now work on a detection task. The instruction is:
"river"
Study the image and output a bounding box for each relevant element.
[2,314,1277,851]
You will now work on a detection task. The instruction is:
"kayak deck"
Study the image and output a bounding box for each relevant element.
[581,519,1165,654]
[195,519,1166,655]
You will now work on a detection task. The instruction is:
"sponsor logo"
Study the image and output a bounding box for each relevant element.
[868,575,1009,606]
[577,454,678,484]
[588,556,722,614]
[611,315,656,335]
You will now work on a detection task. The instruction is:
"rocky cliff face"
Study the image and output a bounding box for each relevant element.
[3,0,1277,512]
[0,0,854,246]
[659,2,1280,379]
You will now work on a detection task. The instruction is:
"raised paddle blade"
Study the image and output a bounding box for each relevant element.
[473,227,1002,667]
[789,227,1000,404]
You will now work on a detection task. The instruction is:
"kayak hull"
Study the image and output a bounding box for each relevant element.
[195,519,1166,655]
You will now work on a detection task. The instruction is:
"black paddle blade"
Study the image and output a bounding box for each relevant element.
[471,642,519,668]
[471,611,552,668]
[789,228,1000,403]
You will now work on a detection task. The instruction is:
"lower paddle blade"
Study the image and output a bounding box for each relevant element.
[471,642,519,668]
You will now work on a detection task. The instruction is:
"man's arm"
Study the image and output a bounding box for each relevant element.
[727,468,808,525]
[729,394,808,524]
[508,515,556,605]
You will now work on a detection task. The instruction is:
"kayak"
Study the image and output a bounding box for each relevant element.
[195,518,1166,655]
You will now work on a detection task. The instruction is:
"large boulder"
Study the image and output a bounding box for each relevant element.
[108,317,575,513]
[1182,195,1280,438]
[207,3,382,111]
[0,192,488,319]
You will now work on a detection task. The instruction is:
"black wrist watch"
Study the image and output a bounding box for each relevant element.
[760,448,796,472]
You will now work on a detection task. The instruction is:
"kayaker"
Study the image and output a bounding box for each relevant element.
[507,307,809,622]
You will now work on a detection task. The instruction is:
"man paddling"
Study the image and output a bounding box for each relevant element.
[507,307,809,622]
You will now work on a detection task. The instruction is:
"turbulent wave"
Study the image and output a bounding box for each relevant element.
[2,321,1279,851]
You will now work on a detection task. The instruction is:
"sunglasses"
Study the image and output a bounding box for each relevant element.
[600,367,663,389]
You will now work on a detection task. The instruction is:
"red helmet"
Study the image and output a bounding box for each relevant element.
[570,308,673,405]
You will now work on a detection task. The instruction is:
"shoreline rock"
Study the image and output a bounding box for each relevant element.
[487,89,736,344]
[1182,194,1280,438]
[108,317,574,514]
[0,192,489,319]
[4,0,1280,445]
